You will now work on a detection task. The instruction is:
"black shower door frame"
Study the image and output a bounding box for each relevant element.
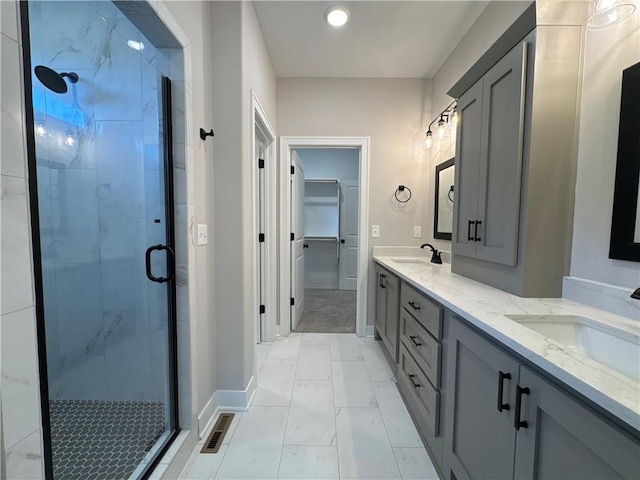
[18,2,181,478]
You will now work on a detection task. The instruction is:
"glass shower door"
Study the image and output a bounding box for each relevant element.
[23,1,178,478]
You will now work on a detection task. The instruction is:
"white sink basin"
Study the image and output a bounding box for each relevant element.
[505,314,640,381]
[391,258,429,265]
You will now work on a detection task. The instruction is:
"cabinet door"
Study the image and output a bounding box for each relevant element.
[374,268,386,335]
[384,273,400,362]
[476,43,527,266]
[443,317,518,480]
[452,80,483,259]
[514,366,640,480]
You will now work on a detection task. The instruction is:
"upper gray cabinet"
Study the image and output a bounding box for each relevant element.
[450,23,584,298]
[453,43,526,266]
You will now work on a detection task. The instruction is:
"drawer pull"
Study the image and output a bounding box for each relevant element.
[497,371,511,412]
[408,374,421,389]
[515,385,530,430]
[408,301,421,311]
[409,335,422,347]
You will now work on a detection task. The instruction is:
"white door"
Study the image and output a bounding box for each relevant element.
[291,151,305,330]
[256,127,268,341]
[339,180,359,291]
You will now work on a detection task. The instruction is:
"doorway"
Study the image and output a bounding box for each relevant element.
[292,148,360,333]
[280,137,370,337]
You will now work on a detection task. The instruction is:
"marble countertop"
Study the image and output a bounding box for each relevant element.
[373,255,640,432]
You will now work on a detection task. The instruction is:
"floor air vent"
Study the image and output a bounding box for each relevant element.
[201,413,235,454]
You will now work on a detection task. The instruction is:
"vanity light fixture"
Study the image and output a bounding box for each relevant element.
[424,100,457,149]
[425,129,433,149]
[325,5,350,27]
[65,129,75,147]
[587,0,636,30]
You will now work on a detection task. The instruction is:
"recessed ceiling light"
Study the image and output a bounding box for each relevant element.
[324,5,350,27]
[127,40,145,51]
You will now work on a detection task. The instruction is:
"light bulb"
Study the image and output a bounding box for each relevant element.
[35,122,46,138]
[425,130,433,149]
[437,117,448,139]
[325,6,350,27]
[588,0,636,29]
[65,129,75,147]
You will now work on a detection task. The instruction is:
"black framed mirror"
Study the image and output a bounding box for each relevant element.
[434,158,455,240]
[609,61,640,262]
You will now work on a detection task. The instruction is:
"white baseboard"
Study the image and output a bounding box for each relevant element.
[366,325,375,337]
[196,375,256,439]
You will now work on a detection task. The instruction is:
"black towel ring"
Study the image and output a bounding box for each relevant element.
[447,185,454,203]
[395,185,412,203]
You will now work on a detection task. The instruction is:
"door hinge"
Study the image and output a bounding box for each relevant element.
[291,165,295,175]
[260,304,265,314]
[258,158,265,169]
[290,297,295,306]
[258,233,265,243]
[290,232,294,241]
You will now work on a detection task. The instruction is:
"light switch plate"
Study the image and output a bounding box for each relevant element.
[372,225,380,238]
[197,224,208,245]
[414,226,422,238]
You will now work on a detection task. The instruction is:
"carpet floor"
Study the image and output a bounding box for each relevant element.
[293,289,356,333]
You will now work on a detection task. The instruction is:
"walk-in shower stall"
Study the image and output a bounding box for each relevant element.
[21,1,183,478]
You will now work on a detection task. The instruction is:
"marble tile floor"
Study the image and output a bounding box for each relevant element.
[179,333,439,480]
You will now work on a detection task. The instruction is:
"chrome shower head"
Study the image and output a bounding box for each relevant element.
[34,65,78,94]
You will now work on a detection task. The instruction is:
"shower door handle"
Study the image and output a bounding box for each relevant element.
[145,245,175,283]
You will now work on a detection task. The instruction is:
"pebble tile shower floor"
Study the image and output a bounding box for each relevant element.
[49,400,165,480]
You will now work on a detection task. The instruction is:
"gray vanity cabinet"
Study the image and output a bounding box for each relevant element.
[514,366,640,480]
[443,316,520,480]
[452,42,527,267]
[374,264,400,363]
[443,316,640,480]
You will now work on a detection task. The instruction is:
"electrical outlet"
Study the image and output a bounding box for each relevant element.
[372,225,380,238]
[197,224,208,245]
[414,226,422,238]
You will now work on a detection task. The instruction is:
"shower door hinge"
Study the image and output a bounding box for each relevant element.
[260,304,265,314]
[259,233,265,243]
[290,232,294,241]
[290,297,295,306]
[258,158,265,169]
[291,165,295,175]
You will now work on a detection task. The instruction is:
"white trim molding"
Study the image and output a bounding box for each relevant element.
[279,136,371,337]
[251,90,278,343]
[196,375,257,439]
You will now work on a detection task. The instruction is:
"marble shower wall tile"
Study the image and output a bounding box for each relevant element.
[5,428,44,480]
[1,34,26,178]
[0,175,34,315]
[96,120,146,218]
[1,308,41,451]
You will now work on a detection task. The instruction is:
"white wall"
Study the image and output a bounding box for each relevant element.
[569,4,640,290]
[211,1,276,392]
[297,148,359,181]
[277,77,430,324]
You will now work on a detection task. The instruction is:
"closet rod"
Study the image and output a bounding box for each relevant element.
[304,178,340,184]
[304,236,339,242]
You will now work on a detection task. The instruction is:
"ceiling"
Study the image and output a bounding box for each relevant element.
[253,1,490,78]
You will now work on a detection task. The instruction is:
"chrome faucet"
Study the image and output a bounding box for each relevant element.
[420,243,442,264]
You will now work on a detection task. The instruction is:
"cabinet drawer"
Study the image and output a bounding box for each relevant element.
[401,283,443,339]
[400,309,441,388]
[398,343,440,436]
